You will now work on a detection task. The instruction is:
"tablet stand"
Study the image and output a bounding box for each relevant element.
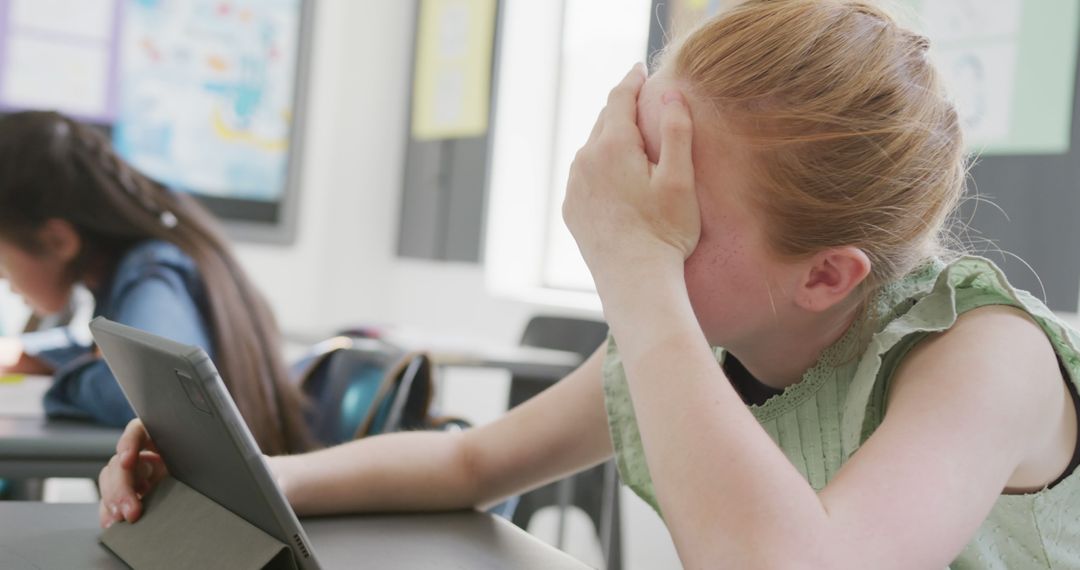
[101,476,298,570]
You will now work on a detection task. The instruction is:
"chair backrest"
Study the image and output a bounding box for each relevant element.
[519,315,609,358]
[508,315,608,414]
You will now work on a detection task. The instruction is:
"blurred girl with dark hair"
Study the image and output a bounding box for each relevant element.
[0,111,310,455]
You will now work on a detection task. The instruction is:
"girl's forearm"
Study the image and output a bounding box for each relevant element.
[603,270,830,567]
[270,430,480,516]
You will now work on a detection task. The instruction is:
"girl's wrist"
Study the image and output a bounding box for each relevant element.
[597,261,701,355]
[593,254,685,307]
[266,454,303,510]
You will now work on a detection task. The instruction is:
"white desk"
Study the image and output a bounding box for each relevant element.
[291,331,584,382]
[0,375,51,416]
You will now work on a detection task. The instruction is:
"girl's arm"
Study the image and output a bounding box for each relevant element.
[275,344,613,515]
[611,277,1064,568]
[101,343,614,523]
[567,67,1070,568]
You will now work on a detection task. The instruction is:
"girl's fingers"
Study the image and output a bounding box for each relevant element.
[606,63,647,118]
[99,427,166,528]
[116,419,155,469]
[586,63,647,147]
[138,450,168,486]
[601,63,648,142]
[653,90,695,196]
[99,453,140,527]
[99,494,123,528]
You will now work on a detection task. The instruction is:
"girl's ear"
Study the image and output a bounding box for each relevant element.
[794,247,871,312]
[37,218,81,264]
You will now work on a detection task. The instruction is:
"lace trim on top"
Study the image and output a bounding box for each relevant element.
[741,258,945,423]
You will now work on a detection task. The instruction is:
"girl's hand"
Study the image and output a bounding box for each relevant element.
[98,419,168,528]
[0,337,22,368]
[0,337,51,374]
[563,64,698,290]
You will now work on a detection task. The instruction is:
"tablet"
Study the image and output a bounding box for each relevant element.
[90,317,321,569]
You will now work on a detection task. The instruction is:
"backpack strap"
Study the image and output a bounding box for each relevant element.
[291,336,356,387]
[354,352,435,438]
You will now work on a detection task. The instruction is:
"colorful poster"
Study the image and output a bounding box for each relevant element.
[112,0,303,201]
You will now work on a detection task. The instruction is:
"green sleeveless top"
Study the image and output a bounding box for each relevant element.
[603,256,1080,568]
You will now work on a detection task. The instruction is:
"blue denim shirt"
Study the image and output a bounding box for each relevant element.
[21,240,212,426]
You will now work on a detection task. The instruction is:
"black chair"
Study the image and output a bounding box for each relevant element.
[508,315,622,570]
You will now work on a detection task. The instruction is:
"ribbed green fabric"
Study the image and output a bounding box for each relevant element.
[603,256,1080,568]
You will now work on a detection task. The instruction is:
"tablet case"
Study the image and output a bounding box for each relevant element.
[101,476,298,570]
[90,317,317,568]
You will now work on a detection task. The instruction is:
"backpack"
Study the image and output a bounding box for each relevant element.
[292,336,465,446]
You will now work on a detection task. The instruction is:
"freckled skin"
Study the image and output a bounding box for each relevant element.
[637,69,789,347]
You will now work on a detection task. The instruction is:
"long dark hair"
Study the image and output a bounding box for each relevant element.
[0,110,312,455]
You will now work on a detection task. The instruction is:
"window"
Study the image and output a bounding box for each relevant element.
[485,0,651,310]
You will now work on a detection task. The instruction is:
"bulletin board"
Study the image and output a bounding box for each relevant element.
[0,0,314,244]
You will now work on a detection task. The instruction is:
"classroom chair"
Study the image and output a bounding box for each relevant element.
[508,315,623,570]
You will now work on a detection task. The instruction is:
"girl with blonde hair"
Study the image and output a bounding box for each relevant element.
[101,1,1079,566]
